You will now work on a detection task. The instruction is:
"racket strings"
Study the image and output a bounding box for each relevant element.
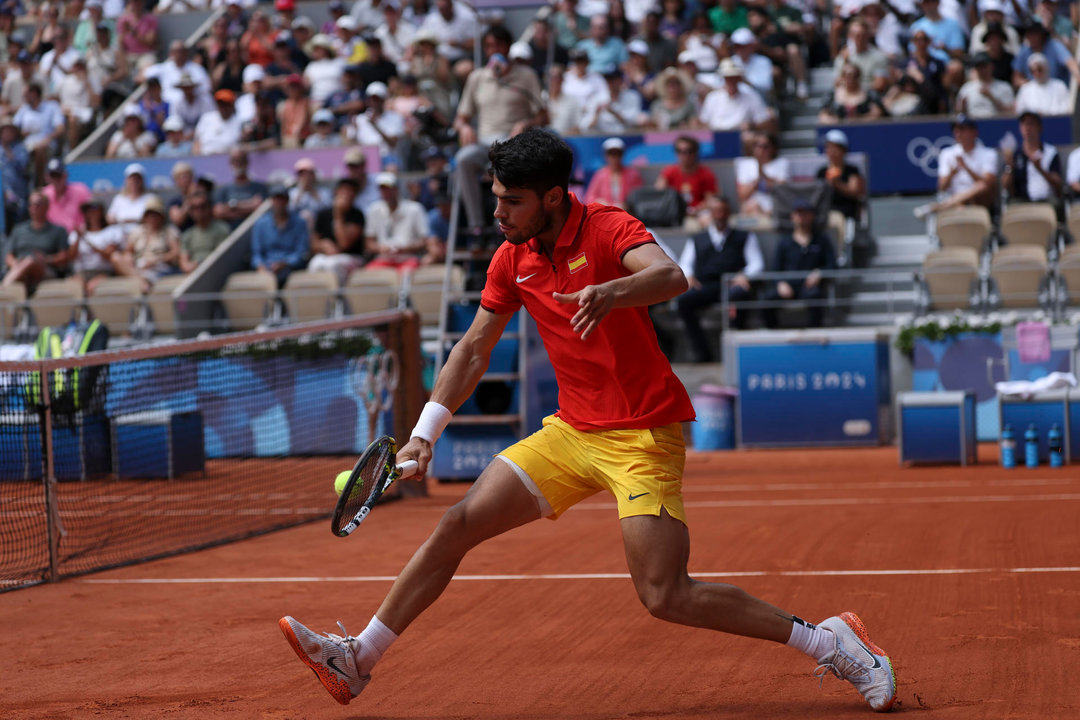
[334,444,392,534]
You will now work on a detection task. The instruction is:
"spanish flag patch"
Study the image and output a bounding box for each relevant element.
[568,252,588,274]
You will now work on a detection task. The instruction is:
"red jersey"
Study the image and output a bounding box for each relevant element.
[660,164,718,210]
[481,195,695,431]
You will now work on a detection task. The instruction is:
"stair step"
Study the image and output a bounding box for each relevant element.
[780,128,818,148]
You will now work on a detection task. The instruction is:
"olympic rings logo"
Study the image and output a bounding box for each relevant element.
[349,349,399,443]
[907,135,956,177]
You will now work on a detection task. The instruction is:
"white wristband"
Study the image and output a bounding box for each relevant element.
[411,401,452,444]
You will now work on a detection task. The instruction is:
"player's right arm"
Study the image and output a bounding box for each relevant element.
[397,307,515,475]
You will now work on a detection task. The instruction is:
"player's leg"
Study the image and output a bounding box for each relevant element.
[620,510,896,711]
[280,459,543,706]
[375,458,543,633]
[620,509,795,642]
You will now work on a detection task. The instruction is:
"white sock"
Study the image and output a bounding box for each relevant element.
[786,616,835,663]
[352,616,398,674]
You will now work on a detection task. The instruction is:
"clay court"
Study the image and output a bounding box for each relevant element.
[2,444,1078,719]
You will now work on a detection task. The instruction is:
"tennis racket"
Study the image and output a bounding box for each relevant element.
[331,435,418,537]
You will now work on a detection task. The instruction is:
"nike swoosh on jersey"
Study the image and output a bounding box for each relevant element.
[516,273,537,283]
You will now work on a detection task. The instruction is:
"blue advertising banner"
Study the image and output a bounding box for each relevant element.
[735,331,890,447]
[817,115,1073,195]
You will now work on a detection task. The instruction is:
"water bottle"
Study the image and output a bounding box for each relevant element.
[1048,424,1064,468]
[1024,424,1039,468]
[1000,424,1016,468]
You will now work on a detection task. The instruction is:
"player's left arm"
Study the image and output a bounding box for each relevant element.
[553,242,687,340]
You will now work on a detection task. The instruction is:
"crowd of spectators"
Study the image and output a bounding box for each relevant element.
[1,0,1079,347]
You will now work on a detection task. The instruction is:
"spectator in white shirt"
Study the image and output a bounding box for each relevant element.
[735,133,791,219]
[956,52,1014,118]
[235,64,265,125]
[698,59,776,145]
[1015,53,1071,116]
[147,40,213,108]
[562,48,608,109]
[106,106,157,159]
[351,0,388,31]
[39,26,80,93]
[580,67,646,134]
[914,115,998,219]
[349,81,405,167]
[365,172,439,271]
[419,0,479,72]
[1002,111,1062,204]
[170,72,216,135]
[107,163,153,230]
[193,89,244,155]
[545,64,580,136]
[374,0,414,67]
[730,27,774,96]
[58,57,100,151]
[303,34,345,107]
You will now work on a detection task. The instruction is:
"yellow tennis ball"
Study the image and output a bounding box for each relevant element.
[334,471,353,497]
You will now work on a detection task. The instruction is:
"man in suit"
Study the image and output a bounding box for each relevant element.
[675,195,764,362]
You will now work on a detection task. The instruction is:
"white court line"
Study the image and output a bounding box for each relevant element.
[684,477,1080,493]
[76,566,1080,584]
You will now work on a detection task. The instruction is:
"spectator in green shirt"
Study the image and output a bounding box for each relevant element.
[180,192,231,273]
[3,190,70,292]
[709,0,749,35]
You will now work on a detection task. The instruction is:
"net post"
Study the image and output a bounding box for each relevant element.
[394,310,427,498]
[39,366,61,583]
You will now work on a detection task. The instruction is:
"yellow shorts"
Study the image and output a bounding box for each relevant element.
[497,415,687,522]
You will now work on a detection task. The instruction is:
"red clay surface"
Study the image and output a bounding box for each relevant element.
[3,444,1079,719]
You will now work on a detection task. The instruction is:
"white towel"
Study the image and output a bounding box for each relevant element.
[995,372,1078,399]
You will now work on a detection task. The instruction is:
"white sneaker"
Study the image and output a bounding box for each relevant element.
[279,616,370,705]
[815,612,897,712]
[913,204,935,221]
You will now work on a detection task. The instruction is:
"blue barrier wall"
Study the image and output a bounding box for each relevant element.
[817,116,1073,195]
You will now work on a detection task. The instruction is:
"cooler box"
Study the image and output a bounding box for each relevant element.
[998,390,1070,464]
[897,391,977,466]
[725,329,891,447]
[112,410,206,479]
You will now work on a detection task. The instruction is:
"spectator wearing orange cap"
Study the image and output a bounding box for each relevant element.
[193,89,244,155]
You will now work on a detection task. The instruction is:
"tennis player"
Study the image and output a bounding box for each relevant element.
[280,129,897,712]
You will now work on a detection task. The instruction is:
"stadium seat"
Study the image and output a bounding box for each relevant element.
[282,270,339,322]
[221,271,277,331]
[0,283,26,339]
[1067,202,1080,244]
[935,206,991,254]
[87,276,144,336]
[27,279,84,329]
[146,273,188,336]
[1000,203,1057,250]
[990,245,1049,309]
[921,247,980,312]
[1056,245,1080,309]
[342,267,402,315]
[408,264,464,326]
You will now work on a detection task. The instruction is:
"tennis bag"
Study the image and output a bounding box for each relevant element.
[24,319,110,414]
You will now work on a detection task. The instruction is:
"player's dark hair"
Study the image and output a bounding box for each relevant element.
[488,128,573,198]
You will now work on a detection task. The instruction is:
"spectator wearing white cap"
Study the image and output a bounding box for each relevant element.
[334,15,366,64]
[304,108,344,149]
[351,0,390,32]
[155,116,193,157]
[365,171,438,271]
[112,194,181,290]
[677,46,722,92]
[170,72,216,133]
[584,137,644,209]
[730,26,774,96]
[235,64,266,125]
[623,38,657,102]
[698,59,776,142]
[106,107,158,159]
[580,65,647,134]
[348,81,405,167]
[1015,52,1071,116]
[303,34,345,106]
[816,129,866,221]
[968,0,1020,56]
[107,163,153,230]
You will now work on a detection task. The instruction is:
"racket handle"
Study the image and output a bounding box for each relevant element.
[396,460,419,479]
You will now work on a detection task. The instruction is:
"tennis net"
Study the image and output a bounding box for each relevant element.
[0,311,423,592]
